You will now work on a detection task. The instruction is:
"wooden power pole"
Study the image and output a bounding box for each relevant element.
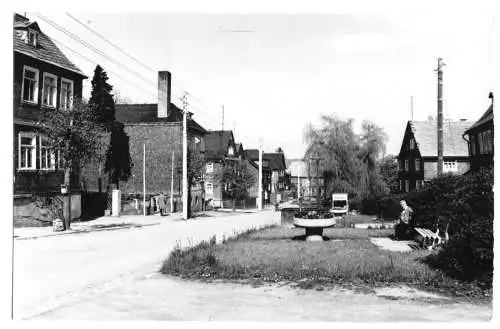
[436,58,445,176]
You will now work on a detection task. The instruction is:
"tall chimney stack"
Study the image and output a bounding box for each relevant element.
[158,71,171,118]
[437,58,445,176]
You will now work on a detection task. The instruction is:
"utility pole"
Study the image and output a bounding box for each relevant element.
[258,138,263,210]
[436,58,445,176]
[221,105,225,131]
[143,143,146,216]
[411,96,414,121]
[170,150,175,213]
[182,92,189,220]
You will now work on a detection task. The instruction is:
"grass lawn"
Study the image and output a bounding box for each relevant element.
[161,226,491,302]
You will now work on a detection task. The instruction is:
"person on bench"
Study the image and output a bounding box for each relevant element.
[395,200,413,240]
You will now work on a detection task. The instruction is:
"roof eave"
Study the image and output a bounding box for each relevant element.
[14,49,88,78]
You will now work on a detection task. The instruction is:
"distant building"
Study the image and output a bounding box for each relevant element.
[397,119,473,193]
[13,13,87,219]
[464,94,494,171]
[245,150,288,204]
[286,159,324,199]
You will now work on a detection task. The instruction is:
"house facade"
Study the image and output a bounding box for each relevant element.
[203,132,258,209]
[464,95,494,171]
[397,120,473,193]
[81,71,208,213]
[13,13,87,218]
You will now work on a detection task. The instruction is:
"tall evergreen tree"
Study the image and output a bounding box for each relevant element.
[89,65,132,188]
[89,65,115,130]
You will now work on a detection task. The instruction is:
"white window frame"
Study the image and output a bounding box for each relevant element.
[415,158,420,172]
[443,161,458,173]
[409,138,415,150]
[60,78,74,110]
[18,132,37,170]
[42,72,58,108]
[21,65,39,104]
[206,163,214,173]
[40,136,56,170]
[205,182,213,194]
[404,159,409,171]
[28,29,38,46]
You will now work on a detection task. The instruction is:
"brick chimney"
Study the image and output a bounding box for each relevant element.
[157,71,171,118]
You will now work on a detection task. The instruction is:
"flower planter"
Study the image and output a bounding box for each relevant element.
[293,217,336,241]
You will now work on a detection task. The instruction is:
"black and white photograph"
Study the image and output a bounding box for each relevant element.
[5,0,496,322]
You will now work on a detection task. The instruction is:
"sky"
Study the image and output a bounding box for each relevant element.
[20,2,495,159]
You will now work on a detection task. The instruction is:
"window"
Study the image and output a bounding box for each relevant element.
[28,29,38,46]
[443,161,458,173]
[404,159,409,171]
[399,180,403,192]
[484,130,493,154]
[57,149,64,169]
[60,78,74,110]
[18,133,36,170]
[22,66,39,103]
[398,159,402,171]
[416,180,424,191]
[470,135,476,155]
[205,182,213,194]
[40,137,55,170]
[415,158,420,172]
[42,73,57,108]
[405,180,409,193]
[409,138,415,150]
[206,163,213,173]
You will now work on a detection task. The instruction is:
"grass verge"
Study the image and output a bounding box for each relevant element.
[161,226,491,303]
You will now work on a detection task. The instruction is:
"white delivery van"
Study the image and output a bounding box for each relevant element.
[331,193,348,216]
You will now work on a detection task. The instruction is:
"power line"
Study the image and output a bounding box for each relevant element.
[34,12,157,88]
[66,13,157,74]
[51,37,157,99]
[36,13,226,123]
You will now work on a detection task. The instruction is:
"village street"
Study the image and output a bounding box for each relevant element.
[13,209,279,320]
[13,210,492,321]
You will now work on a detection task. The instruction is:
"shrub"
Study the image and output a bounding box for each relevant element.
[359,197,378,215]
[376,196,401,220]
[416,168,494,287]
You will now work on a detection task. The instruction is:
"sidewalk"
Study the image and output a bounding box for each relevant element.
[13,213,178,240]
[13,208,273,240]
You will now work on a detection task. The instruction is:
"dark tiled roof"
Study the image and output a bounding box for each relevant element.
[265,152,287,170]
[205,130,234,160]
[115,103,208,134]
[409,120,474,157]
[465,104,493,134]
[244,150,287,170]
[13,13,86,77]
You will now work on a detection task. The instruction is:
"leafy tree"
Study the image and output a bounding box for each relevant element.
[303,114,388,201]
[42,98,106,230]
[215,159,256,211]
[275,147,284,153]
[176,143,205,218]
[378,154,399,194]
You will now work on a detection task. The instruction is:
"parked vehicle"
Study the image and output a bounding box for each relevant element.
[331,193,349,216]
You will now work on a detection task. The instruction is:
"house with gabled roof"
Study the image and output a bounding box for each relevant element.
[203,131,258,208]
[80,71,208,214]
[464,94,494,171]
[13,13,87,219]
[397,119,473,193]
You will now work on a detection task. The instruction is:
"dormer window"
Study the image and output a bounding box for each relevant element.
[28,29,38,46]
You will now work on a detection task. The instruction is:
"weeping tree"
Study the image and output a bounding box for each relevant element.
[43,98,106,230]
[303,114,388,201]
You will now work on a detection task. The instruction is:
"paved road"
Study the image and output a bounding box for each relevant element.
[13,210,279,319]
[13,210,492,321]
